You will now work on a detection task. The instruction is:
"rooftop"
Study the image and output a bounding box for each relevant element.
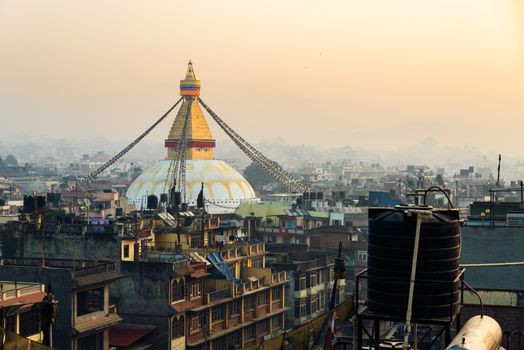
[0,257,123,287]
[0,281,45,307]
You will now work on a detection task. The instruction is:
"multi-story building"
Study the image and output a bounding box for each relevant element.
[0,281,48,342]
[0,258,123,350]
[185,244,287,350]
[266,245,343,329]
[114,241,287,350]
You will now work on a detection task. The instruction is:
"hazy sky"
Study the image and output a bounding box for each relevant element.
[1,1,523,157]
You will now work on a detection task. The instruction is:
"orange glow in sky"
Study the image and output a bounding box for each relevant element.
[1,0,523,156]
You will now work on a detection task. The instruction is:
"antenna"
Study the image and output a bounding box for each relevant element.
[496,154,501,188]
[496,154,502,203]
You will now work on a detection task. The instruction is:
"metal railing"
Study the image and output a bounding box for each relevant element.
[73,262,116,278]
[207,288,231,304]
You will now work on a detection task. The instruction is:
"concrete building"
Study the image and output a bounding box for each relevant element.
[114,241,287,350]
[0,258,123,350]
[0,281,47,342]
[266,245,342,329]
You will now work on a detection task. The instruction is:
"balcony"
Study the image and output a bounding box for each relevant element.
[257,227,304,235]
[207,288,231,304]
[271,271,286,284]
[0,258,122,287]
[0,282,44,301]
[246,243,266,256]
[73,262,116,278]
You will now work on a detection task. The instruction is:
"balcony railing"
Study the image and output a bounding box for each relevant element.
[73,262,116,278]
[207,288,231,304]
[257,227,304,234]
[271,271,286,284]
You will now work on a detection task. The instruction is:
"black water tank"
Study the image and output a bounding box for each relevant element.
[172,192,182,207]
[36,196,46,209]
[0,199,5,206]
[367,205,461,319]
[160,193,169,203]
[181,203,188,212]
[147,195,158,210]
[184,217,193,226]
[46,193,61,204]
[23,195,35,212]
[115,208,124,217]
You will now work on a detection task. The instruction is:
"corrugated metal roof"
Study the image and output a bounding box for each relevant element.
[74,312,122,334]
[157,212,176,226]
[109,324,155,347]
[73,270,123,287]
[189,252,211,265]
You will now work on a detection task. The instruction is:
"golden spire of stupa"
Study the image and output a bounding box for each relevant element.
[165,61,215,160]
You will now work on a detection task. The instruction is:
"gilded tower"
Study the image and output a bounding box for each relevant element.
[126,61,257,213]
[165,61,216,160]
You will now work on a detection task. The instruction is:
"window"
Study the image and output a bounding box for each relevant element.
[357,250,368,262]
[252,258,263,268]
[311,294,320,314]
[229,300,240,316]
[171,279,185,302]
[5,315,15,332]
[244,295,255,311]
[190,314,201,332]
[228,331,242,348]
[123,244,129,258]
[212,337,225,350]
[258,291,269,306]
[306,296,311,315]
[172,316,184,338]
[19,310,40,337]
[272,314,282,330]
[191,235,202,248]
[294,274,306,291]
[319,292,326,311]
[77,332,103,350]
[244,324,256,341]
[294,298,307,318]
[258,319,270,336]
[309,273,319,287]
[190,282,201,299]
[77,287,104,316]
[272,287,282,301]
[212,305,225,323]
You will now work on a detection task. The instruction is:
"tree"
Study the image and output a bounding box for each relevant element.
[4,154,18,166]
[243,162,274,190]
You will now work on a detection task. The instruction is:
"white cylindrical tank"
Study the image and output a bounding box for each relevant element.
[446,315,502,350]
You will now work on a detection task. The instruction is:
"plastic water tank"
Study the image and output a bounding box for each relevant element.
[367,205,461,319]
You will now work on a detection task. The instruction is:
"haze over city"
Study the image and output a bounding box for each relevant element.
[2,0,524,157]
[2,2,524,350]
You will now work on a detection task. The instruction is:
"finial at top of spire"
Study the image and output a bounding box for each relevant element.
[180,60,201,96]
[185,59,196,80]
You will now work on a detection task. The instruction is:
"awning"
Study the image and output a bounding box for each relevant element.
[74,312,122,334]
[109,324,156,347]
[171,300,197,313]
[73,270,124,287]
